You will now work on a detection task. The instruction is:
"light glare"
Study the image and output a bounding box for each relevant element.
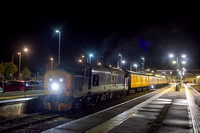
[52,83,59,90]
[24,48,28,52]
[169,54,174,58]
[182,55,186,58]
[172,61,176,64]
[182,61,186,64]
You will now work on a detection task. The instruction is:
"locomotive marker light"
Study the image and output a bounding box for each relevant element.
[50,78,53,81]
[60,78,63,82]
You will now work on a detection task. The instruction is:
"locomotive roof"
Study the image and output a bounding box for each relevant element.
[56,61,125,75]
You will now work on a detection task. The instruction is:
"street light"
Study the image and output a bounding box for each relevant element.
[121,60,125,68]
[182,61,186,64]
[172,60,176,64]
[55,30,61,65]
[18,48,28,79]
[182,55,186,58]
[78,59,82,63]
[169,54,174,58]
[24,48,28,52]
[134,64,137,72]
[89,54,93,63]
[119,54,122,68]
[18,52,21,78]
[141,57,145,72]
[50,57,54,70]
[169,53,187,79]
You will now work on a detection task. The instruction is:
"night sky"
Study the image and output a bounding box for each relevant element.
[1,7,200,73]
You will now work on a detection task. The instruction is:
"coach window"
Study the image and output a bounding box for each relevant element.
[93,74,99,86]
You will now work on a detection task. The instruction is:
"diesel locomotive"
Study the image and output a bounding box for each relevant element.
[43,61,168,111]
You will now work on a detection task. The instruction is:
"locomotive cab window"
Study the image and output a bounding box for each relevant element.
[93,74,99,86]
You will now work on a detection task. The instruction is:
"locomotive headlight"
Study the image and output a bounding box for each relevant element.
[151,85,154,89]
[50,78,52,82]
[52,83,59,90]
[60,78,63,82]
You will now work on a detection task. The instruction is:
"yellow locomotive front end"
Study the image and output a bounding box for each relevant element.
[43,70,73,111]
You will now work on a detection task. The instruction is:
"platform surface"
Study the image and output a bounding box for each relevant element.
[44,84,199,133]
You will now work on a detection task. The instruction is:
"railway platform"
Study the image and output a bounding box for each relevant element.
[0,90,43,104]
[0,90,44,117]
[44,84,200,133]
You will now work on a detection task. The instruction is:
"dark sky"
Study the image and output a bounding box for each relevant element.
[1,6,200,73]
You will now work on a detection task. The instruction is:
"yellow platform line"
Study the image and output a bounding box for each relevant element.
[0,94,42,100]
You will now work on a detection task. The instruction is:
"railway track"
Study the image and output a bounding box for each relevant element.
[0,112,60,132]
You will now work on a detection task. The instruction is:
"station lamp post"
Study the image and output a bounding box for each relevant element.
[169,53,186,80]
[122,60,125,68]
[89,54,93,63]
[119,54,122,68]
[134,64,137,72]
[50,57,54,70]
[18,52,21,78]
[18,48,28,79]
[55,30,61,65]
[141,57,145,72]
